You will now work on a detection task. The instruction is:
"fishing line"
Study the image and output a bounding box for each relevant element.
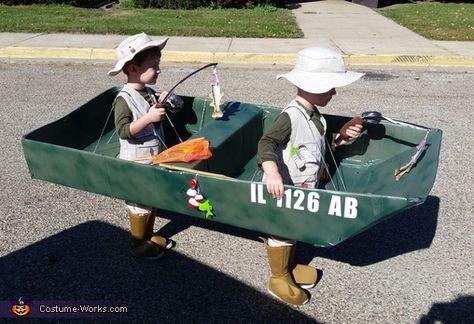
[325,137,348,192]
[165,113,183,143]
[362,111,428,130]
[161,63,218,105]
[106,128,117,145]
[93,104,115,153]
[161,62,218,142]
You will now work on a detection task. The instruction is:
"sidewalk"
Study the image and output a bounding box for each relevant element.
[0,0,473,68]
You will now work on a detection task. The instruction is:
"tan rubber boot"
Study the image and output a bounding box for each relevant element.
[147,209,175,250]
[289,245,318,289]
[265,243,309,305]
[129,212,164,260]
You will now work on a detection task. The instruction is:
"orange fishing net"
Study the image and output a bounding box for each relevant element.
[151,137,212,164]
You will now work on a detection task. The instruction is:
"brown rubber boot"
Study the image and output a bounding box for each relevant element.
[147,209,175,250]
[265,243,309,305]
[289,245,318,289]
[129,212,164,260]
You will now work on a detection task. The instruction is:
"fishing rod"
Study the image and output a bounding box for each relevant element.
[93,63,219,152]
[328,110,431,190]
[161,62,218,109]
[361,111,429,130]
[160,62,219,143]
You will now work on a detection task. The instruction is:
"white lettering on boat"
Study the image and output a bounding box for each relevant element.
[250,183,357,218]
[250,181,267,204]
[328,195,358,218]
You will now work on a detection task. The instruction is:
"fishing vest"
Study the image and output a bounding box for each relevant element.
[116,85,165,162]
[276,102,327,189]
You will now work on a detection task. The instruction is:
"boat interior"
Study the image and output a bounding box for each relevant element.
[26,87,441,199]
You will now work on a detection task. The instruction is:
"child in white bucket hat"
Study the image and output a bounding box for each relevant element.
[257,46,365,305]
[109,32,175,260]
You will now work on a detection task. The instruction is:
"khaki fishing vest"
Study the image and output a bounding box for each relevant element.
[277,102,327,189]
[117,85,164,162]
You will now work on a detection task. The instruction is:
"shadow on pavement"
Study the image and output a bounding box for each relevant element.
[158,196,439,268]
[376,0,412,8]
[0,221,317,323]
[299,195,440,266]
[419,295,474,324]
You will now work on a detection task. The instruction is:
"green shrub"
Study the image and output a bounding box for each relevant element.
[0,0,284,8]
[0,0,111,7]
[132,0,204,8]
[132,0,286,9]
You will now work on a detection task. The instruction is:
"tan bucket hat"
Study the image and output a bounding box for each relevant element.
[108,32,168,76]
[277,47,364,94]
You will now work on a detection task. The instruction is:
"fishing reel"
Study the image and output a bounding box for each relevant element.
[339,111,383,140]
[164,93,184,114]
[361,111,383,124]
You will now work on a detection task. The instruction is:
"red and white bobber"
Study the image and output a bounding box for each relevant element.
[186,179,204,209]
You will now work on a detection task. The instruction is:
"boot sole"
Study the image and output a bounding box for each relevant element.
[130,246,166,260]
[294,268,322,290]
[164,239,176,250]
[299,283,316,289]
[150,236,176,250]
[267,288,309,306]
[131,251,165,260]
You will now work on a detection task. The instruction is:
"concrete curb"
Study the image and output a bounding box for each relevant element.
[0,47,297,65]
[347,54,474,68]
[1,46,473,68]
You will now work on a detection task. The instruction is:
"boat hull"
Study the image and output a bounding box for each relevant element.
[22,87,442,247]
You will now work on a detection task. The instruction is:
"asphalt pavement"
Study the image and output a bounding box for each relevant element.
[0,0,473,68]
[1,62,473,323]
[0,1,473,322]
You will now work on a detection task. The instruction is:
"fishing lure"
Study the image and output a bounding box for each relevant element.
[210,66,224,118]
[394,131,429,181]
[186,178,214,219]
[198,199,214,219]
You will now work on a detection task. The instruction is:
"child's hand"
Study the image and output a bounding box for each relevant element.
[343,123,362,139]
[336,116,363,146]
[147,105,166,123]
[338,116,363,140]
[262,161,284,200]
[129,103,166,137]
[266,174,284,200]
[155,91,169,107]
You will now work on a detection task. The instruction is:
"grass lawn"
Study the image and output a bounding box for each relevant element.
[0,4,303,38]
[1,2,472,41]
[379,2,474,41]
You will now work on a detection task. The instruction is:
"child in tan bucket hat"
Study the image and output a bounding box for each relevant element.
[257,46,365,305]
[109,32,175,260]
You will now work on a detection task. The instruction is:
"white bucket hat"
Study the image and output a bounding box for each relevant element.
[277,47,364,94]
[108,32,168,76]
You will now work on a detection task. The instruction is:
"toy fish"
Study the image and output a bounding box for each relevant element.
[394,131,429,181]
[210,66,224,118]
[198,199,214,219]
